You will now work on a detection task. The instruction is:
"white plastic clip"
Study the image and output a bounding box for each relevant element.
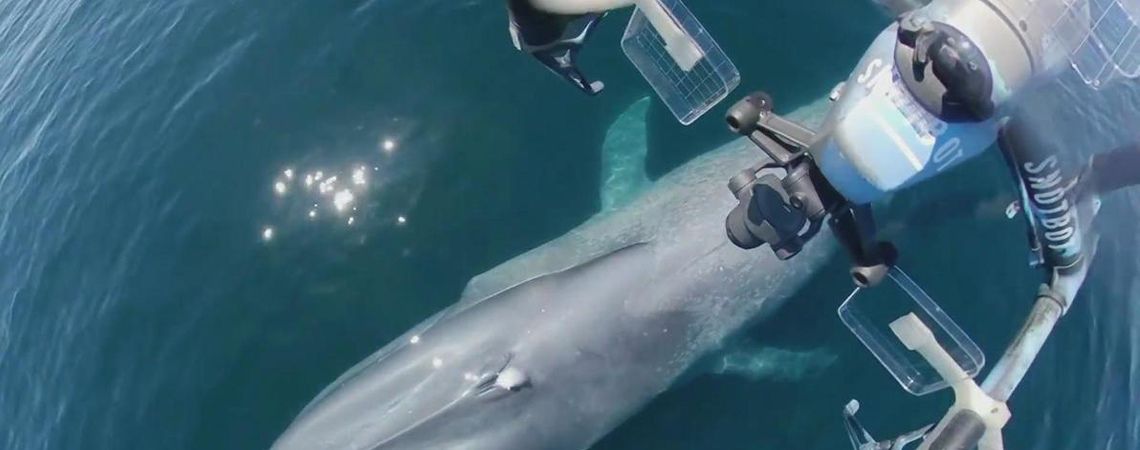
[891,314,1010,450]
[632,0,704,71]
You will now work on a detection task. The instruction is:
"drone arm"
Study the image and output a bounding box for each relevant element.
[980,286,1066,402]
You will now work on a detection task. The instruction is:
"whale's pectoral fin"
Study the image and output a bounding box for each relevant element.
[600,96,653,213]
[459,98,656,303]
[711,345,838,382]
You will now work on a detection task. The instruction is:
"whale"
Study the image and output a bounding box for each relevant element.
[271,94,840,450]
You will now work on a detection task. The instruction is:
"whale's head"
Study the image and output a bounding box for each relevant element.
[271,314,545,450]
[271,285,579,450]
[272,244,682,450]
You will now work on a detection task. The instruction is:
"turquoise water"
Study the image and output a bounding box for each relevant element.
[0,1,1136,449]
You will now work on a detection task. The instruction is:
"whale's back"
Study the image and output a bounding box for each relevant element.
[459,97,834,310]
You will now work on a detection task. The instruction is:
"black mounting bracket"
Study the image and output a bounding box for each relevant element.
[723,92,828,260]
[723,91,898,286]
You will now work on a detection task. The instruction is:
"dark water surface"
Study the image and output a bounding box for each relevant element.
[0,1,1136,449]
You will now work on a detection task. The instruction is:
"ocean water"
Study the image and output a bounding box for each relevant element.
[0,1,1136,450]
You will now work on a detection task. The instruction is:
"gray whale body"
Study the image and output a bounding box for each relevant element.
[272,96,837,450]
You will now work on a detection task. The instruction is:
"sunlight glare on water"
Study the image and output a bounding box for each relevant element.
[0,0,1135,450]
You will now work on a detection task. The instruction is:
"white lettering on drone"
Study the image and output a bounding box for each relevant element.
[1024,155,1077,252]
[858,57,964,174]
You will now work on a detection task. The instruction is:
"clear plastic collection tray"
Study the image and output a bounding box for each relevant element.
[838,267,985,396]
[620,0,739,125]
[1016,0,1140,87]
